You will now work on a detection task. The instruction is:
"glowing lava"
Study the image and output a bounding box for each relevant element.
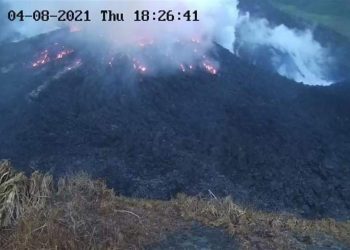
[202,61,218,75]
[31,47,75,69]
[179,63,195,73]
[180,64,186,72]
[56,49,74,59]
[30,37,218,77]
[32,50,50,68]
[133,58,148,73]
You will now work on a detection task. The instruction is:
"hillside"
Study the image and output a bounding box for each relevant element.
[0,29,350,220]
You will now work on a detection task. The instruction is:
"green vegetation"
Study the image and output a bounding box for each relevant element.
[1,160,349,249]
[268,0,350,39]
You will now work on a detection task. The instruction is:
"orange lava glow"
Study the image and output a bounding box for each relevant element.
[32,50,50,68]
[202,61,218,75]
[56,49,74,59]
[179,64,195,73]
[32,48,75,69]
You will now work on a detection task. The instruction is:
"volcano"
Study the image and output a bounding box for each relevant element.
[0,28,350,220]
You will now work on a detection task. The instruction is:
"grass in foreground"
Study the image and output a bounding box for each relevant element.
[0,160,349,249]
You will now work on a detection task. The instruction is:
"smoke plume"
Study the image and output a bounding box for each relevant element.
[1,0,334,85]
[235,13,333,85]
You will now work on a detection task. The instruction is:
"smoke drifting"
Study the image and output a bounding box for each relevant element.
[0,0,22,42]
[1,0,333,85]
[235,13,333,85]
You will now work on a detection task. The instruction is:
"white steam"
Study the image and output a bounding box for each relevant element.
[2,0,333,85]
[235,13,333,85]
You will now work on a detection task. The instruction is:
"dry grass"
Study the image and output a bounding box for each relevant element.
[174,194,350,249]
[0,160,53,228]
[1,160,349,249]
[0,161,186,249]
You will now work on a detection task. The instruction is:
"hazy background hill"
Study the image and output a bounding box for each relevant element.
[268,0,350,39]
[238,0,350,82]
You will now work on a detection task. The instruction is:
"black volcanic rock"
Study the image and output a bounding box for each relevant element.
[0,30,350,219]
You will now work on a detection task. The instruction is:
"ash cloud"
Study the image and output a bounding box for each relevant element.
[2,0,334,85]
[2,0,239,75]
[2,0,239,49]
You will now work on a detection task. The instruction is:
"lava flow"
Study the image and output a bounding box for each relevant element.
[56,49,74,60]
[202,61,218,75]
[29,34,219,77]
[32,50,50,68]
[31,46,74,69]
